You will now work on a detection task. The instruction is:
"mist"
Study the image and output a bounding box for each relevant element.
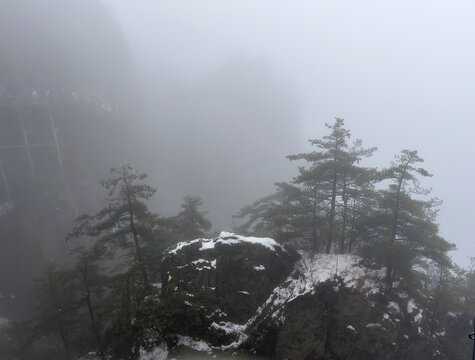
[0,1,474,359]
[138,55,299,228]
[103,0,475,266]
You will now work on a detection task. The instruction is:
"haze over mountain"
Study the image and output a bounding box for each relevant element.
[0,2,474,359]
[105,0,475,266]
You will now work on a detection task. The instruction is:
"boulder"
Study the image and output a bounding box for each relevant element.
[160,232,298,347]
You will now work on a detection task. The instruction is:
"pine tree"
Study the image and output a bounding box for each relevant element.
[69,164,160,293]
[377,150,454,289]
[26,263,80,358]
[335,139,378,253]
[236,119,376,253]
[174,196,211,240]
[287,118,350,252]
[65,165,172,358]
[287,118,376,252]
[70,247,105,347]
[235,181,309,243]
[17,248,108,358]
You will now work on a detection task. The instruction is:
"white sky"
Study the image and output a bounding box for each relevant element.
[103,0,475,267]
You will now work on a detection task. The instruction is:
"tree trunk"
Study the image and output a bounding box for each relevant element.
[325,147,339,254]
[339,176,348,254]
[348,198,356,253]
[81,255,101,344]
[312,187,318,252]
[429,267,444,336]
[123,176,149,289]
[386,167,406,289]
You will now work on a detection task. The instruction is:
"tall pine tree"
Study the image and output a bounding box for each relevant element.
[376,150,453,289]
[287,118,375,253]
[69,164,160,292]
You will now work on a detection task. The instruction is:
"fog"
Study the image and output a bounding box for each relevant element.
[0,2,474,357]
[103,0,475,267]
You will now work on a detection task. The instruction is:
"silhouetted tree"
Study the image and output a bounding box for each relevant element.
[235,181,311,244]
[25,263,80,358]
[69,164,160,290]
[287,118,376,253]
[239,119,376,253]
[376,150,454,289]
[174,196,211,240]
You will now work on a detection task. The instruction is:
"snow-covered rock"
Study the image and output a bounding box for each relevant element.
[253,252,386,323]
[159,233,436,360]
[168,231,283,255]
[160,232,298,353]
[139,344,169,360]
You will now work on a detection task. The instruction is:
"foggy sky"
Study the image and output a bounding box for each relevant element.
[103,0,475,267]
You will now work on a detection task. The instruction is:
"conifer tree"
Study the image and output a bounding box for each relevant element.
[235,181,309,243]
[287,118,350,252]
[66,165,169,358]
[335,139,377,253]
[18,250,107,358]
[26,263,80,357]
[174,196,212,240]
[237,119,376,253]
[70,247,105,347]
[287,118,376,252]
[377,150,454,289]
[69,164,160,292]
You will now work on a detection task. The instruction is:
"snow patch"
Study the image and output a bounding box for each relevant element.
[366,323,382,328]
[209,321,249,350]
[191,259,209,265]
[139,344,169,360]
[414,310,423,323]
[176,335,212,352]
[191,259,216,270]
[253,265,265,271]
[388,301,400,313]
[169,239,202,255]
[210,321,246,335]
[407,299,417,313]
[406,299,424,330]
[254,253,385,323]
[168,232,282,255]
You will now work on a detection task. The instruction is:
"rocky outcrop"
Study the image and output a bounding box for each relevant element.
[158,235,455,360]
[160,232,298,349]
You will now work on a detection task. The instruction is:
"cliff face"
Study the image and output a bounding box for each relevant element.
[0,0,139,321]
[154,233,462,360]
